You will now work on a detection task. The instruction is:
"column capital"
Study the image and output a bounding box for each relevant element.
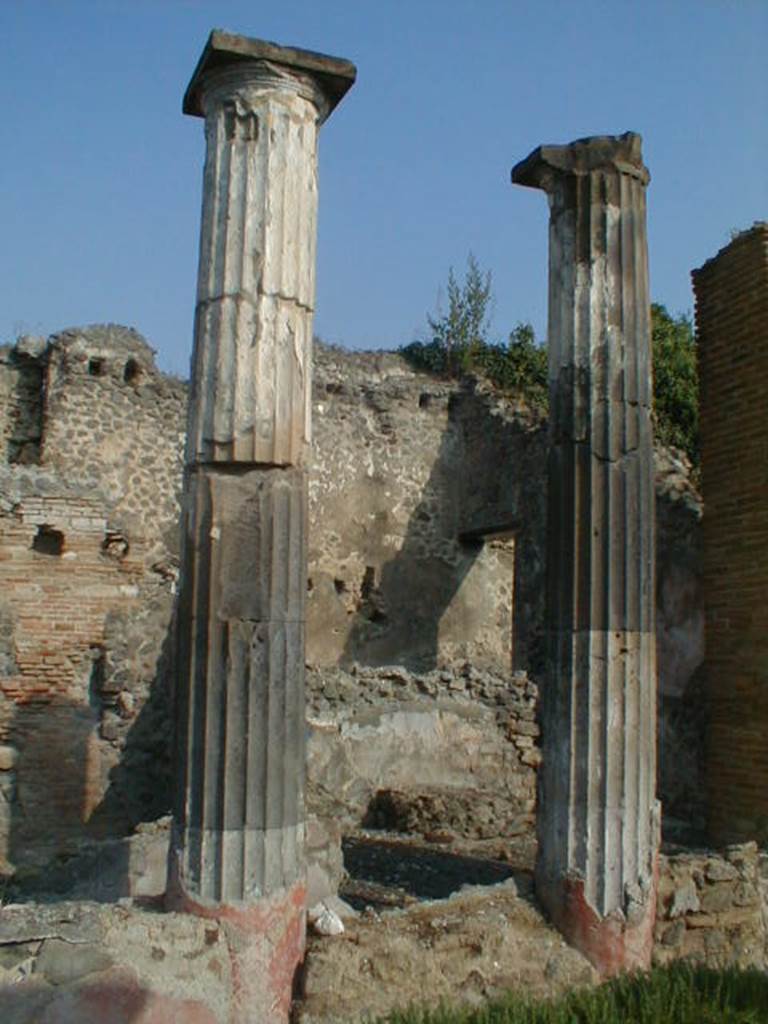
[511,131,650,192]
[184,30,356,121]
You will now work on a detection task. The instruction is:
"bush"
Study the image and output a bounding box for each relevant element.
[651,303,699,464]
[472,323,548,408]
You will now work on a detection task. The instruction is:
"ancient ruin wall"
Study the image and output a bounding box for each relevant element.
[693,223,768,845]
[40,326,187,559]
[0,339,44,465]
[0,327,186,870]
[0,328,704,869]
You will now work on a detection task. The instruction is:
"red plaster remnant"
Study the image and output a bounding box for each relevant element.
[38,966,217,1024]
[544,861,658,977]
[166,880,307,1024]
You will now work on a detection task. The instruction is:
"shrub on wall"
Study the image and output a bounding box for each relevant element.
[401,258,699,462]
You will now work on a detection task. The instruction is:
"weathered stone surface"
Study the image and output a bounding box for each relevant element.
[184,35,353,468]
[0,846,764,1022]
[296,879,596,1023]
[307,903,344,937]
[305,815,344,907]
[173,467,308,892]
[654,844,765,969]
[306,665,539,854]
[513,133,658,973]
[1,978,56,1024]
[669,879,700,918]
[0,902,235,1021]
[171,467,308,902]
[307,362,522,673]
[35,938,114,986]
[8,820,170,903]
[705,858,740,883]
[183,31,356,118]
[0,903,106,945]
[0,744,19,771]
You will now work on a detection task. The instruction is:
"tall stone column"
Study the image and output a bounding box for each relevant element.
[167,32,355,1023]
[512,133,659,974]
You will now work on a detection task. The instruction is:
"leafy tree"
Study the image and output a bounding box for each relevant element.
[651,303,699,463]
[426,252,493,374]
[401,255,548,408]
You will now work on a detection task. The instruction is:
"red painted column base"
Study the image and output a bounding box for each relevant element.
[536,859,658,977]
[166,875,306,1024]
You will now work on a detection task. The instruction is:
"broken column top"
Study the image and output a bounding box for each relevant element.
[511,131,650,190]
[183,29,357,117]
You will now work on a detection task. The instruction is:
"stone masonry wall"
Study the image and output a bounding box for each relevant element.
[693,224,768,845]
[654,842,767,969]
[40,326,187,560]
[306,662,539,865]
[0,328,705,872]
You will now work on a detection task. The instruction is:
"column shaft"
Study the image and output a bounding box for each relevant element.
[168,34,354,1022]
[170,63,323,909]
[174,466,307,902]
[513,133,658,974]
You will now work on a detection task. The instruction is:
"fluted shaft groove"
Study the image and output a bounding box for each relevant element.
[513,133,658,929]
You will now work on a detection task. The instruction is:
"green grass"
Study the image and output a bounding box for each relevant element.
[382,964,768,1024]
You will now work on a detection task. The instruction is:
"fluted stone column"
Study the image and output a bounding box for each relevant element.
[512,133,659,974]
[167,32,354,1023]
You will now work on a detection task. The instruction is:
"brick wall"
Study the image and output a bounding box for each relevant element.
[0,489,147,868]
[0,325,185,873]
[692,223,768,844]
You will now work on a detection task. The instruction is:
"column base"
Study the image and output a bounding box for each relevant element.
[536,867,657,977]
[166,875,306,1024]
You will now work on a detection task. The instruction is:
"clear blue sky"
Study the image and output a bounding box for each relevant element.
[1,1,765,374]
